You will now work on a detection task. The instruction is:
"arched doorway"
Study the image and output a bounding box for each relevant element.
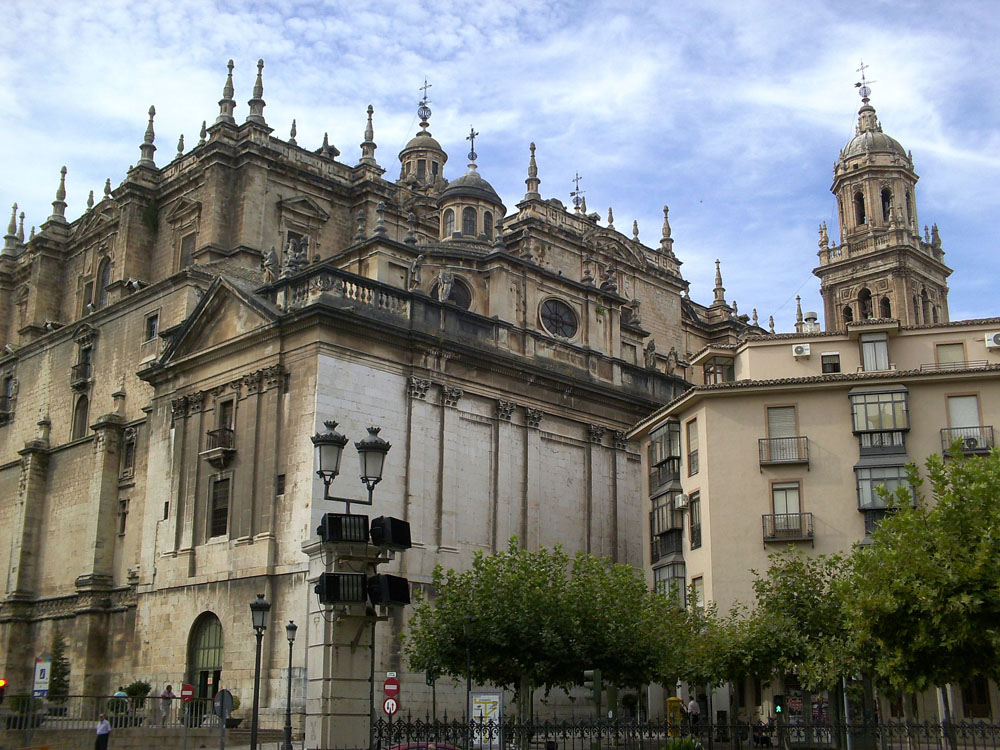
[188,612,223,699]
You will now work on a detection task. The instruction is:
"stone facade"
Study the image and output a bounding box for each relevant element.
[0,60,756,740]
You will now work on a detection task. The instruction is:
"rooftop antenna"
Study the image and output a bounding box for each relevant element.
[854,59,877,103]
[570,172,585,210]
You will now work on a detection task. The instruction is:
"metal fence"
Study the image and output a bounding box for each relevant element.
[372,718,1000,750]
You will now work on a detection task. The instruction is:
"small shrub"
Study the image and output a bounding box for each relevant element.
[663,738,702,750]
[125,680,152,708]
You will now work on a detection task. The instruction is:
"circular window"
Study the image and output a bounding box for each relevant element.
[540,298,578,338]
[430,277,472,310]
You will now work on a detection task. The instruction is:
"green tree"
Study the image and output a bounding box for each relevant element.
[843,449,1000,695]
[48,631,71,702]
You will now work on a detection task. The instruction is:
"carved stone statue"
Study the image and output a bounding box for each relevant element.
[665,346,679,375]
[436,270,454,303]
[262,246,279,283]
[643,339,656,369]
[600,264,619,294]
[628,298,641,326]
[409,254,425,290]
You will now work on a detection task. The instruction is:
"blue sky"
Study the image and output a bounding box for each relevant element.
[1,0,997,325]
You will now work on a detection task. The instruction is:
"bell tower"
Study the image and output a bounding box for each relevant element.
[814,64,951,330]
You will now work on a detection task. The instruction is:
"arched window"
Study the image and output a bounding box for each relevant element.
[188,612,223,699]
[879,296,892,319]
[96,258,111,309]
[858,288,873,319]
[921,289,930,323]
[443,209,455,237]
[854,191,866,226]
[72,395,90,440]
[932,306,940,324]
[417,160,426,181]
[842,305,854,325]
[905,190,912,225]
[462,207,476,236]
[484,211,493,240]
[430,277,472,310]
[881,188,892,223]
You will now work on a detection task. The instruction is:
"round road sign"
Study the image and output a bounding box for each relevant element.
[383,696,398,716]
[383,677,400,697]
[180,683,195,703]
[215,689,234,718]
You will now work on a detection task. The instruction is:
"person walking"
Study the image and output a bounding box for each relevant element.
[95,712,111,750]
[688,695,701,729]
[160,684,177,725]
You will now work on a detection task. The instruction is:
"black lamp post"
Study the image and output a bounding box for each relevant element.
[355,426,391,504]
[312,420,349,502]
[249,593,271,750]
[283,620,297,750]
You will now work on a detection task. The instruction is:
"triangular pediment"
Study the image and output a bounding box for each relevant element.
[277,195,330,222]
[76,206,117,240]
[163,278,279,362]
[164,198,202,224]
[584,230,648,271]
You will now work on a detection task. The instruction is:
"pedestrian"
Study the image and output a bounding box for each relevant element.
[95,712,111,750]
[160,684,177,725]
[687,695,701,729]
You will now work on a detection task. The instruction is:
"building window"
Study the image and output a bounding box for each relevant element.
[842,305,854,325]
[648,422,681,489]
[879,297,892,318]
[210,477,230,538]
[275,474,286,496]
[772,481,801,517]
[163,500,170,520]
[936,343,965,368]
[484,211,494,240]
[856,465,909,509]
[462,207,477,236]
[430,277,473,310]
[180,232,196,267]
[443,209,455,236]
[653,561,686,604]
[961,676,992,719]
[691,576,705,611]
[0,373,14,416]
[704,356,734,384]
[144,312,159,343]
[96,258,111,309]
[881,188,892,222]
[850,389,908,433]
[120,428,137,479]
[821,353,841,373]
[539,298,578,338]
[650,493,681,537]
[118,499,130,536]
[417,160,426,181]
[859,332,889,371]
[944,395,987,452]
[686,419,699,476]
[689,492,702,549]
[905,190,912,224]
[858,287,873,319]
[854,191,866,226]
[72,395,90,440]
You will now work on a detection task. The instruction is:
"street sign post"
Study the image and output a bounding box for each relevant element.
[180,683,195,702]
[215,689,234,750]
[383,696,398,716]
[383,677,400,698]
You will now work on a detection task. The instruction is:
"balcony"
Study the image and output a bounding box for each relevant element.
[940,426,994,454]
[650,529,683,563]
[762,512,814,543]
[0,395,11,424]
[650,504,682,537]
[200,427,236,468]
[70,362,92,390]
[758,436,809,466]
[648,457,680,489]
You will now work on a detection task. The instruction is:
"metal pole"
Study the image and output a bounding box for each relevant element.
[465,632,472,750]
[251,628,264,750]
[842,677,854,750]
[369,620,376,750]
[284,636,294,750]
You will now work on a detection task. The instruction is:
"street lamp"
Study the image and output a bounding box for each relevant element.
[355,426,391,504]
[283,621,298,750]
[249,593,271,750]
[311,421,349,499]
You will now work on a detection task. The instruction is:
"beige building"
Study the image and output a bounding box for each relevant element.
[631,86,1000,723]
[0,59,757,740]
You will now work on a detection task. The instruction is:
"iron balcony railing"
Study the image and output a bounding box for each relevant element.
[689,524,702,548]
[920,359,988,371]
[687,449,699,475]
[647,457,680,489]
[940,425,994,453]
[70,362,92,385]
[0,395,10,414]
[762,512,814,542]
[206,427,235,450]
[758,436,809,465]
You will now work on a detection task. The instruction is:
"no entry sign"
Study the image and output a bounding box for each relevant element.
[383,677,400,697]
[180,683,195,703]
[383,696,398,716]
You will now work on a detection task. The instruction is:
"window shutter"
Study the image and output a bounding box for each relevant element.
[767,406,796,438]
[948,396,979,428]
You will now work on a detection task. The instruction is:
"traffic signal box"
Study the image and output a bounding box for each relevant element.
[773,694,785,715]
[0,678,6,704]
[582,669,602,715]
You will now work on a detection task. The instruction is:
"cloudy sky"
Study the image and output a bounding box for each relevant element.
[1,0,997,326]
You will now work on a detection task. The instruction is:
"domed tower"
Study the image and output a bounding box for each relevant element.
[814,68,951,330]
[437,127,505,242]
[398,86,448,188]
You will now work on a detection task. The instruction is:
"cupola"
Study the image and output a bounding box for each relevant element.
[437,127,505,242]
[398,85,447,187]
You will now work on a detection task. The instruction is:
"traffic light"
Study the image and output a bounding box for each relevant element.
[314,572,367,604]
[317,513,369,543]
[773,694,784,714]
[370,516,412,551]
[368,574,411,607]
[426,669,439,686]
[582,668,602,710]
[0,678,6,704]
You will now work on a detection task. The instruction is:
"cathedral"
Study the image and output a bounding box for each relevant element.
[0,58,759,739]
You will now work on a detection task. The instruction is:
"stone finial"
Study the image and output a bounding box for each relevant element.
[818,221,829,249]
[319,132,340,159]
[374,201,387,235]
[137,106,157,169]
[632,220,639,241]
[246,59,267,125]
[712,259,726,305]
[16,211,24,243]
[217,59,236,125]
[104,178,112,198]
[405,212,418,245]
[199,120,207,146]
[49,166,68,222]
[752,308,759,327]
[931,223,941,247]
[795,295,804,331]
[354,209,365,240]
[3,203,16,250]
[359,105,378,166]
[86,190,95,211]
[581,264,595,285]
[660,205,674,255]
[28,226,35,241]
[732,300,738,316]
[524,142,541,199]
[176,134,185,159]
[769,315,775,333]
[288,119,297,146]
[607,207,614,230]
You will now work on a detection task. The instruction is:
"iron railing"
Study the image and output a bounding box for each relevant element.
[940,426,994,454]
[758,436,809,465]
[920,360,988,371]
[687,449,699,476]
[206,427,235,450]
[762,512,815,542]
[70,362,91,385]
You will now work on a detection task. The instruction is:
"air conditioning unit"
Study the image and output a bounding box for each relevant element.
[674,493,690,510]
[985,332,1000,349]
[963,436,981,451]
[792,343,811,358]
